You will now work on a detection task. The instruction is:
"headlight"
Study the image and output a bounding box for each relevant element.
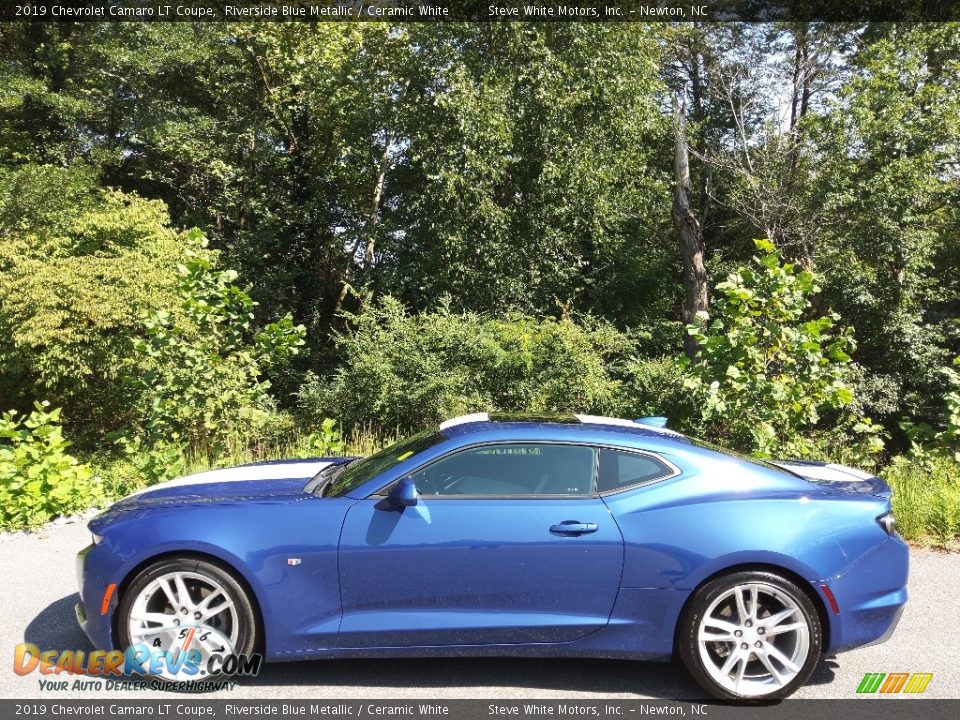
[876,511,897,535]
[91,533,103,545]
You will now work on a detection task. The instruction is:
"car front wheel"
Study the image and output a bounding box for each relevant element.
[116,557,259,681]
[678,570,822,701]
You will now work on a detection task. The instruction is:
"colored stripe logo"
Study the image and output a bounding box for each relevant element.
[857,672,933,694]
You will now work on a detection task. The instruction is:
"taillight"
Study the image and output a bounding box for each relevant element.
[876,511,896,536]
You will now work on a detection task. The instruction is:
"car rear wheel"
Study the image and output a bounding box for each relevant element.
[678,570,822,701]
[117,557,258,681]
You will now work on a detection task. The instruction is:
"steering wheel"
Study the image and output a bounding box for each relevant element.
[415,471,457,495]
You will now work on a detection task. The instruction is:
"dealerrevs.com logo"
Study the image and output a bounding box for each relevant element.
[856,672,934,695]
[14,626,261,692]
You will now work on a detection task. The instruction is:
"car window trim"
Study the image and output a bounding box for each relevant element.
[596,446,681,496]
[369,440,600,500]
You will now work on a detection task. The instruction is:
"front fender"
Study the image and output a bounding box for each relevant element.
[85,496,353,657]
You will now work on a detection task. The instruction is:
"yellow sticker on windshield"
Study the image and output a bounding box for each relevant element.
[397,451,414,461]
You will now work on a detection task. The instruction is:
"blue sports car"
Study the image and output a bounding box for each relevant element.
[77,413,908,700]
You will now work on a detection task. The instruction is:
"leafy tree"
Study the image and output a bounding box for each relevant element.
[2,20,958,468]
[1,23,673,344]
[379,24,670,323]
[809,24,960,429]
[681,240,857,455]
[132,233,305,452]
[0,165,185,438]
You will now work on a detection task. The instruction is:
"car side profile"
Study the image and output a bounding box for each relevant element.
[77,413,908,700]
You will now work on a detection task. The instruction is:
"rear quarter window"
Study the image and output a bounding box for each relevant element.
[598,448,674,494]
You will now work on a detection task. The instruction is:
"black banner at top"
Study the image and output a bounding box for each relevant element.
[0,0,958,22]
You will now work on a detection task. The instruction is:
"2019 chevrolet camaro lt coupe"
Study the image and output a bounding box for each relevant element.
[77,413,908,700]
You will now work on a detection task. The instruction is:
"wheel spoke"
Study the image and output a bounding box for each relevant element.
[760,607,797,628]
[131,611,174,625]
[756,650,784,686]
[195,589,223,613]
[765,643,801,673]
[719,650,740,679]
[197,632,230,654]
[157,578,178,608]
[764,621,807,637]
[734,586,749,623]
[200,599,234,622]
[132,625,178,641]
[704,617,739,633]
[734,656,748,692]
[173,573,193,610]
[699,629,736,642]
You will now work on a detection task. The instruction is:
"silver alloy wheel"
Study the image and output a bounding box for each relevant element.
[697,581,810,697]
[127,570,239,679]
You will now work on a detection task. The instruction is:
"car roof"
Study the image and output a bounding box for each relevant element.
[437,412,690,445]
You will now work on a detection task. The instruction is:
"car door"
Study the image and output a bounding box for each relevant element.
[336,442,624,648]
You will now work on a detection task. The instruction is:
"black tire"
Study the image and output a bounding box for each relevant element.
[677,570,822,701]
[117,556,259,684]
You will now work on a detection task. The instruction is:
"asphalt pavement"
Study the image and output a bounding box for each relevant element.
[2,518,957,700]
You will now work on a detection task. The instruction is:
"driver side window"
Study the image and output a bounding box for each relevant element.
[411,443,595,497]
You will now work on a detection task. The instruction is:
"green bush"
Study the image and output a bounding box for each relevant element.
[681,239,862,456]
[886,455,960,545]
[0,165,188,439]
[131,232,305,453]
[0,403,103,530]
[618,356,705,435]
[300,297,635,432]
[778,417,887,472]
[901,360,960,461]
[305,418,346,457]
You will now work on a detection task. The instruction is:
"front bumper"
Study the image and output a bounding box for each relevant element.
[820,535,909,654]
[76,542,118,650]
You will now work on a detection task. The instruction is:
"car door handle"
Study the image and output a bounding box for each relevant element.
[550,521,598,535]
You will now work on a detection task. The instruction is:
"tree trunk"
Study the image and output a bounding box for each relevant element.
[332,79,411,319]
[671,95,709,361]
[363,132,395,267]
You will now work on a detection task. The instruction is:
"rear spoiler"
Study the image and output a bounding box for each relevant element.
[769,459,892,499]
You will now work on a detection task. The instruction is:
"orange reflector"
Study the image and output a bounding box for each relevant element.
[100,583,117,616]
[820,583,840,614]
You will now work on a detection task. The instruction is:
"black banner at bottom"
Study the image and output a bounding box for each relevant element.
[0,699,957,720]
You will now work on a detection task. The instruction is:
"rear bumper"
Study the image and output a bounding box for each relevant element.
[820,535,909,654]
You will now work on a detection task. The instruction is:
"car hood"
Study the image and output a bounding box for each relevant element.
[90,457,355,527]
[769,459,892,498]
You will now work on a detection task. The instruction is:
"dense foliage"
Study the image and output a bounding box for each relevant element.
[682,240,857,455]
[300,297,635,431]
[0,165,186,437]
[0,403,102,529]
[131,231,305,452]
[0,22,958,541]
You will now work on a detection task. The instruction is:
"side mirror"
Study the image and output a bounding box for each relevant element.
[387,476,419,508]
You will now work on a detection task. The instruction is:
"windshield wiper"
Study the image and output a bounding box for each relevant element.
[306,462,348,497]
[316,459,361,497]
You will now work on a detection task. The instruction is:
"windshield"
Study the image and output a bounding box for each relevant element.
[320,430,446,498]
